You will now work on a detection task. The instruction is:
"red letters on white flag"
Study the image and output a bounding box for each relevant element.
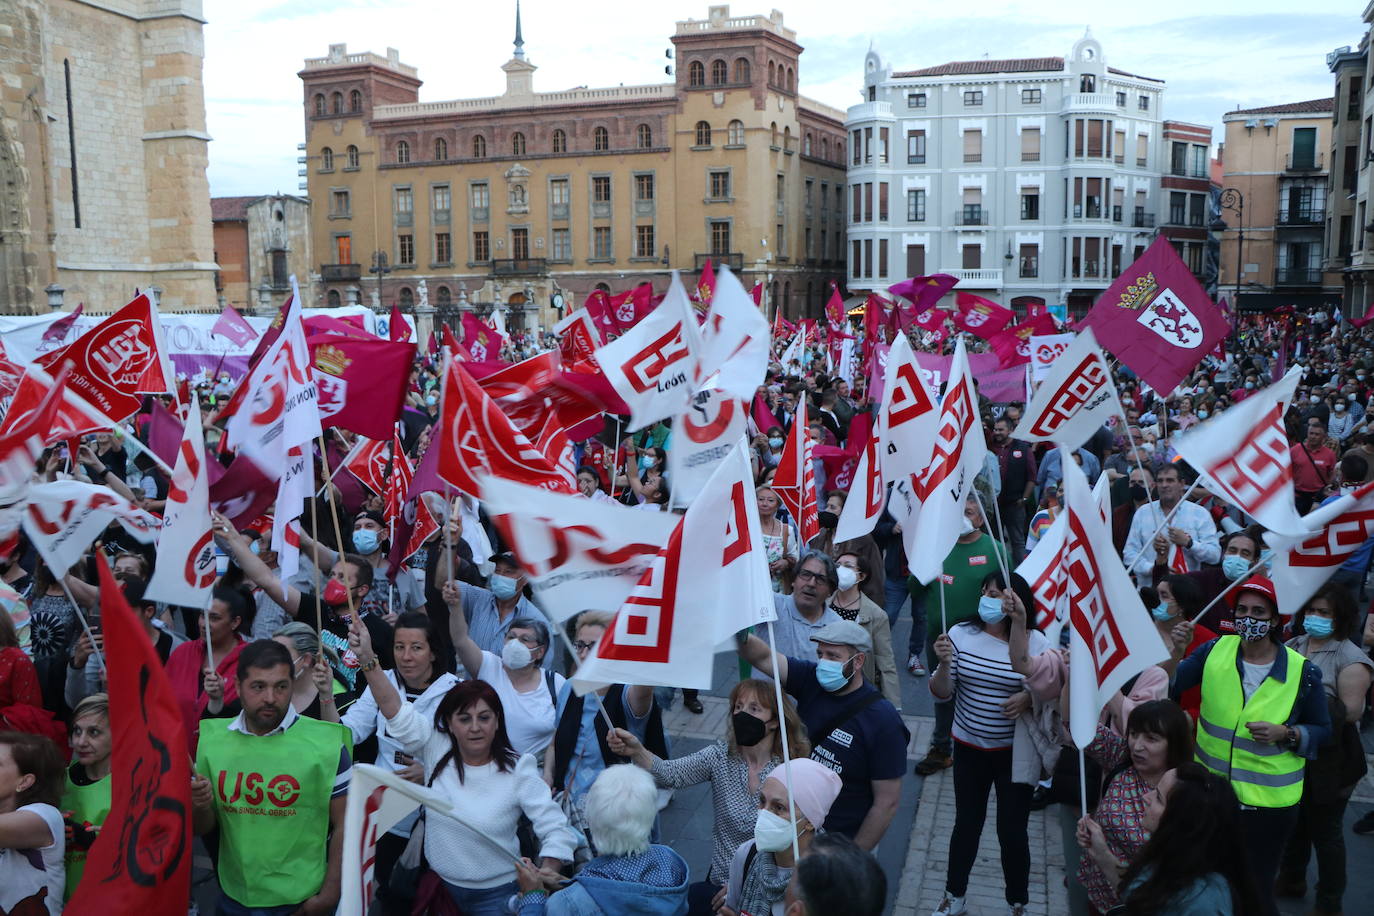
[595,272,701,431]
[571,443,775,692]
[698,266,770,400]
[1014,328,1117,448]
[1062,455,1170,748]
[1173,366,1308,537]
[668,389,746,507]
[23,480,158,575]
[480,475,677,623]
[1267,479,1374,610]
[1015,468,1111,644]
[146,402,216,607]
[773,399,820,544]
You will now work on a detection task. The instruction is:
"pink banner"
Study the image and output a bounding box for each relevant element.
[914,352,1026,403]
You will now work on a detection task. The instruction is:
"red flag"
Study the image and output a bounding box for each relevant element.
[583,290,622,342]
[751,391,780,435]
[39,303,84,345]
[436,359,575,496]
[1026,301,1050,320]
[207,454,277,528]
[308,334,416,439]
[1351,301,1374,329]
[389,304,408,341]
[211,305,258,347]
[303,314,374,339]
[67,557,192,915]
[694,258,717,315]
[861,293,888,368]
[0,367,68,517]
[1081,236,1231,394]
[952,292,1014,338]
[1,365,113,443]
[341,436,390,496]
[384,432,412,526]
[988,314,1057,368]
[750,283,763,307]
[459,312,507,362]
[441,323,463,360]
[146,399,184,470]
[813,412,872,491]
[610,284,657,332]
[774,399,820,543]
[556,311,603,374]
[36,293,173,420]
[889,274,958,310]
[0,340,25,401]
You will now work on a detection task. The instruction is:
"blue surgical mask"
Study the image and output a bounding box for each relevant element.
[1222,555,1250,581]
[426,394,438,406]
[816,657,853,692]
[1151,602,1173,622]
[977,595,1006,624]
[489,573,519,601]
[768,437,784,449]
[1303,615,1334,639]
[1197,410,1209,419]
[639,455,656,471]
[250,540,261,556]
[352,529,380,555]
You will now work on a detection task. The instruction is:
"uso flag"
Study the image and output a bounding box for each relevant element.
[1081,237,1230,395]
[66,556,192,914]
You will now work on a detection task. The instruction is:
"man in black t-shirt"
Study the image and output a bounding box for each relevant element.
[738,620,907,849]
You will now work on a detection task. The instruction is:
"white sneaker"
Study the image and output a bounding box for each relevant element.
[907,653,927,677]
[931,895,967,916]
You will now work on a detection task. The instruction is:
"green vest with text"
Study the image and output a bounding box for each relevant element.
[196,717,348,907]
[1195,635,1305,807]
[60,771,112,899]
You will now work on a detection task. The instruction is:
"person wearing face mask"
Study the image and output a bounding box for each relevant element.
[736,621,909,851]
[752,551,842,672]
[716,759,843,916]
[443,580,564,757]
[447,552,554,676]
[608,678,810,913]
[1111,466,1153,553]
[910,497,1004,776]
[806,492,884,606]
[1310,454,1374,599]
[296,510,426,627]
[1145,576,1215,721]
[824,553,900,709]
[926,572,1050,916]
[1275,584,1372,913]
[1154,528,1262,634]
[1328,396,1356,445]
[1167,575,1332,916]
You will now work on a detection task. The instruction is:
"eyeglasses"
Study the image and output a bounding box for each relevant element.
[794,569,827,583]
[573,640,598,652]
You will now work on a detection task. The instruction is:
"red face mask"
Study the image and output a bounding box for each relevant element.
[323,578,349,607]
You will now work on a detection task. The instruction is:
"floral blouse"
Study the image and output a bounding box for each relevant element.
[1078,723,1155,913]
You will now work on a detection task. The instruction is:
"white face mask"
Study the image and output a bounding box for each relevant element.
[754,808,805,852]
[501,639,534,670]
[836,566,858,591]
[959,516,975,535]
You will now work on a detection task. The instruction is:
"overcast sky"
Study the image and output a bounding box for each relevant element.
[204,0,1364,197]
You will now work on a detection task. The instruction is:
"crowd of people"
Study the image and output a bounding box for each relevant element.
[1,300,1373,916]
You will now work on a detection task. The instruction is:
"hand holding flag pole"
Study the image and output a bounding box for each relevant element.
[1123,476,1204,572]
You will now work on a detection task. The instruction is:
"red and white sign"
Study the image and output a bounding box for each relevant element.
[1015,328,1116,449]
[1268,479,1374,610]
[1174,366,1308,538]
[773,398,820,544]
[879,332,940,484]
[595,273,701,431]
[1029,333,1074,385]
[1015,470,1111,644]
[571,444,775,692]
[668,388,745,506]
[834,432,884,541]
[1062,456,1171,748]
[147,402,216,607]
[481,475,677,623]
[23,480,158,574]
[341,436,390,497]
[36,293,174,421]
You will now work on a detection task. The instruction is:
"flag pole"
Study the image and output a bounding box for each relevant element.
[202,593,214,675]
[443,485,455,585]
[317,433,359,621]
[542,605,618,735]
[1078,746,1089,819]
[1189,557,1267,625]
[309,469,325,636]
[765,618,803,865]
[58,577,106,677]
[971,488,1012,576]
[939,574,948,634]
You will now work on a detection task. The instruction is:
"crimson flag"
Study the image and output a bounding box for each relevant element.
[67,557,191,914]
[1,364,113,443]
[39,303,84,345]
[341,435,390,496]
[888,274,958,310]
[0,341,24,401]
[693,257,716,315]
[557,312,602,372]
[952,292,1014,338]
[1080,236,1230,394]
[308,334,415,439]
[210,305,257,347]
[583,290,622,342]
[389,304,408,341]
[1351,301,1374,329]
[774,399,820,543]
[610,284,657,332]
[207,454,276,528]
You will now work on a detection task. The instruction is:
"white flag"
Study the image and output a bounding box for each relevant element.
[1267,478,1374,611]
[1173,366,1308,537]
[668,388,746,507]
[146,403,216,607]
[1029,333,1075,385]
[478,475,677,622]
[833,433,883,541]
[698,266,769,401]
[878,332,940,484]
[1016,466,1111,645]
[1062,454,1171,748]
[1014,327,1116,448]
[595,272,701,431]
[891,338,986,584]
[779,329,807,374]
[23,480,158,574]
[837,335,856,386]
[572,442,775,692]
[339,765,459,916]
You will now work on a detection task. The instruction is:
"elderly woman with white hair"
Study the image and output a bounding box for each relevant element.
[514,764,690,915]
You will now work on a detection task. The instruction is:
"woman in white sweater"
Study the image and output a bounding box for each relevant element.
[348,614,576,915]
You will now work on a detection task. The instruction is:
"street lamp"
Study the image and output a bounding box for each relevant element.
[369,250,391,308]
[1215,188,1244,309]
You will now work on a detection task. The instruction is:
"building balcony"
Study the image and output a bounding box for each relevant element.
[1131,211,1155,228]
[321,263,361,282]
[845,100,894,124]
[490,258,548,276]
[1277,208,1323,227]
[1061,92,1118,113]
[955,207,989,226]
[1284,152,1324,173]
[941,267,1003,289]
[1275,267,1323,285]
[696,252,743,271]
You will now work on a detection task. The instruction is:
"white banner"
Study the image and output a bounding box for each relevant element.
[1015,327,1116,448]
[1267,479,1374,611]
[146,403,216,607]
[698,267,769,401]
[669,389,746,507]
[23,480,158,574]
[1028,333,1075,386]
[595,272,701,432]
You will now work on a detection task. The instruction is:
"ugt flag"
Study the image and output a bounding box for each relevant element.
[1267,479,1374,610]
[1081,236,1230,395]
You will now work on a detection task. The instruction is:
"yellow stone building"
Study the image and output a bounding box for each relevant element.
[299,4,848,330]
[0,0,217,313]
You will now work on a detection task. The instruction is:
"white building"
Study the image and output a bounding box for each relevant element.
[845,31,1165,313]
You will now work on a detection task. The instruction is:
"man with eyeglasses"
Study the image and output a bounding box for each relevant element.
[749,551,842,676]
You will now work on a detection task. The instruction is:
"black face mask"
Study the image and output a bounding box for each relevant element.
[817,511,839,529]
[1129,483,1150,503]
[732,711,769,747]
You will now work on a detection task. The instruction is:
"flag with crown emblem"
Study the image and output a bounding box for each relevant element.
[460,312,507,363]
[1081,236,1230,394]
[307,335,415,439]
[693,257,716,317]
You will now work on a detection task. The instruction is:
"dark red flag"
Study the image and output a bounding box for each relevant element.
[308,334,416,439]
[66,557,192,914]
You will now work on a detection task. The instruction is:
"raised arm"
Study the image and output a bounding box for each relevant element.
[296,525,339,577]
[348,612,402,720]
[1005,590,1032,677]
[735,629,788,684]
[443,580,484,677]
[212,511,300,615]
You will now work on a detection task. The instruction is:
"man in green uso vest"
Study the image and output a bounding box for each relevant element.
[192,639,351,915]
[1168,575,1331,916]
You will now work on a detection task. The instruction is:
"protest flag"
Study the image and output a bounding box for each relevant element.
[146,400,217,607]
[774,398,820,544]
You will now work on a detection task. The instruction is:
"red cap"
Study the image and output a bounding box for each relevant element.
[1228,575,1285,617]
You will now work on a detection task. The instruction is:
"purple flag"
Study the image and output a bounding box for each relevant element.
[146,400,183,470]
[211,305,258,347]
[208,453,276,527]
[40,303,84,345]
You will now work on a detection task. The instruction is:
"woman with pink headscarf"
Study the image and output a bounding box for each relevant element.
[717,758,843,916]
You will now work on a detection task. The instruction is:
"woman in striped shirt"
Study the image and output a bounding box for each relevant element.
[929,571,1050,916]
